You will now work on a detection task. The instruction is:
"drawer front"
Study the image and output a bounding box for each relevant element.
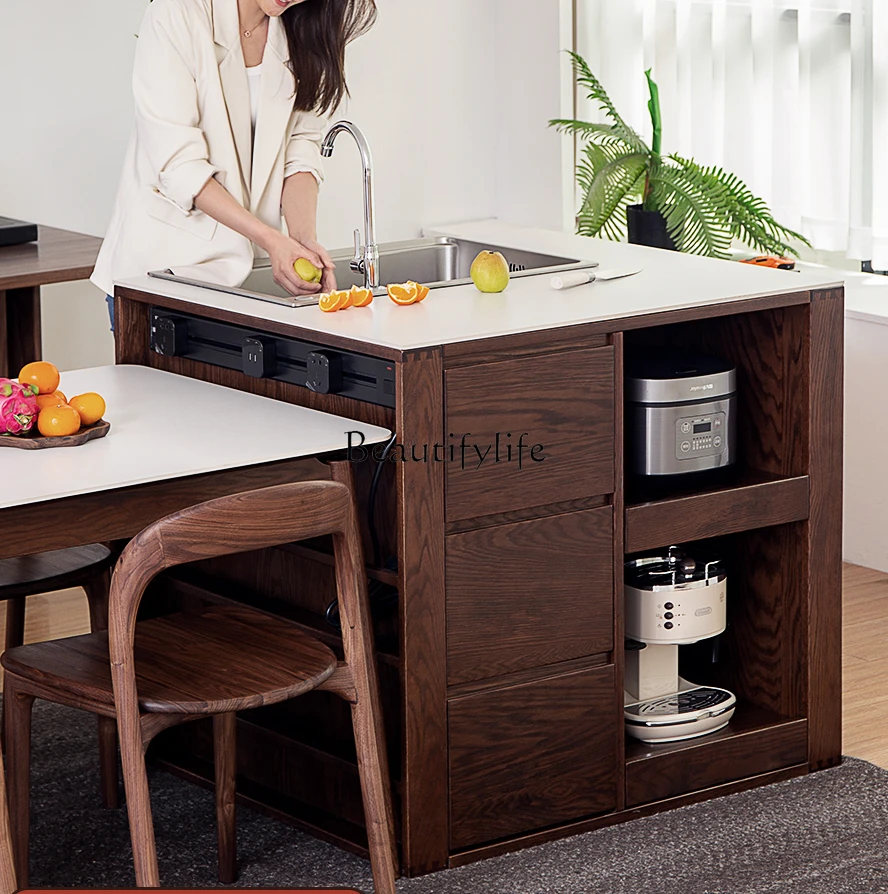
[448,665,619,849]
[446,507,614,685]
[444,347,615,522]
[625,719,808,807]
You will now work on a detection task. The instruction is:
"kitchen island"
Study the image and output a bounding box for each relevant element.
[112,220,844,877]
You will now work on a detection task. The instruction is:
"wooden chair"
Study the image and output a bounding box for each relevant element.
[1,463,398,893]
[1,544,120,810]
[0,748,15,894]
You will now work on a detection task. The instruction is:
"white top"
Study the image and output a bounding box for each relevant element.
[117,220,845,352]
[0,365,390,510]
[246,62,262,132]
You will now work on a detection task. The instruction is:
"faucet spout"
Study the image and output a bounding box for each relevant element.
[320,121,379,290]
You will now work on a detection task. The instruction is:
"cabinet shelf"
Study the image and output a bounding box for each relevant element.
[624,703,807,807]
[624,469,809,553]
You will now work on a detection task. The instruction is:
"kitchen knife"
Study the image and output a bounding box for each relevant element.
[550,268,641,290]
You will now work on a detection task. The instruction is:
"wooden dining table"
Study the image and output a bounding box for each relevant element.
[0,363,390,561]
[0,225,102,379]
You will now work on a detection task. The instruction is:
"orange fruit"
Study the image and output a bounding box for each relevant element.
[319,291,347,313]
[339,290,354,309]
[388,283,419,305]
[413,283,430,302]
[68,392,106,426]
[34,390,67,411]
[37,404,81,437]
[350,286,373,307]
[18,361,60,396]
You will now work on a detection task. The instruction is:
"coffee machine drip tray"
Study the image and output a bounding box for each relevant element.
[624,682,736,743]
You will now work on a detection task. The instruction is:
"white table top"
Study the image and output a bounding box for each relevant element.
[117,220,844,352]
[0,365,391,510]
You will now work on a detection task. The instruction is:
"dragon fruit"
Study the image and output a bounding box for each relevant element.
[0,378,39,434]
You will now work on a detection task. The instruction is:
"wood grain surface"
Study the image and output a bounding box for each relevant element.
[396,349,449,875]
[448,666,618,849]
[0,226,101,291]
[444,347,615,522]
[0,420,109,450]
[445,507,614,685]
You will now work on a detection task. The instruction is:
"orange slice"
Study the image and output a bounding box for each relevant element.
[414,283,430,302]
[350,286,373,307]
[339,290,354,309]
[319,291,347,313]
[388,282,419,305]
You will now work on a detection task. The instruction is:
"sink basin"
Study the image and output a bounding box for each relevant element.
[148,237,597,308]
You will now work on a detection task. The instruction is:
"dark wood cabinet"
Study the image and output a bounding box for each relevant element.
[448,665,618,848]
[445,507,613,685]
[444,347,615,522]
[113,279,843,878]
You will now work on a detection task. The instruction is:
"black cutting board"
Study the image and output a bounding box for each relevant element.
[0,216,38,247]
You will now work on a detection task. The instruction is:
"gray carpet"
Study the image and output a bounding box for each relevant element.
[21,700,888,893]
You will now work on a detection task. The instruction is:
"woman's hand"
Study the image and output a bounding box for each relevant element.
[264,231,334,295]
[299,236,338,293]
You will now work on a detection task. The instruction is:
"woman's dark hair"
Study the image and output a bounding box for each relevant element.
[282,0,377,114]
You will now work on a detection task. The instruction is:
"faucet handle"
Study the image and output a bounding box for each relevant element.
[350,228,365,274]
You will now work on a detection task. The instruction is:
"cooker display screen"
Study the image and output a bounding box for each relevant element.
[693,422,712,433]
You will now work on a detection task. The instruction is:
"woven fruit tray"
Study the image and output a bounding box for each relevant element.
[0,419,110,449]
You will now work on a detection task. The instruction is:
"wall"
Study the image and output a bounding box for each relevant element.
[0,0,571,371]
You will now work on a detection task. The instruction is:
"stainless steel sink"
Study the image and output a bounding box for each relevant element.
[148,237,597,308]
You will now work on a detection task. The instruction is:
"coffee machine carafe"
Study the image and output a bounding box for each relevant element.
[624,546,736,743]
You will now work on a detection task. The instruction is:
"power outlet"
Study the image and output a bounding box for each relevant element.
[242,336,277,378]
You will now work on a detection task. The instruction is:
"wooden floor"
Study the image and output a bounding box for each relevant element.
[2,564,888,767]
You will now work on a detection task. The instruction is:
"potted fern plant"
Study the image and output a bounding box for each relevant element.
[550,53,809,258]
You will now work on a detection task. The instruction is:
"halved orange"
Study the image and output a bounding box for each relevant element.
[350,286,373,307]
[319,291,348,313]
[388,282,419,305]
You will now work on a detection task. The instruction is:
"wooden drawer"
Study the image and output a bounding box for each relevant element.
[448,665,619,849]
[446,507,614,685]
[444,346,615,522]
[625,715,807,807]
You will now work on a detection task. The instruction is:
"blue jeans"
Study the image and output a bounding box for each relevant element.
[105,295,114,332]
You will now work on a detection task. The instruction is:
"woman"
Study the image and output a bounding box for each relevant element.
[92,0,376,320]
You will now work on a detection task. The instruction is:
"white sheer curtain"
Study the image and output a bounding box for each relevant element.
[575,0,888,265]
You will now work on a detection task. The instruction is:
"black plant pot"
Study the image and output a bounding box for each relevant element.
[626,204,677,251]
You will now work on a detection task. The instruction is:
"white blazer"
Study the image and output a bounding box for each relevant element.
[91,0,326,296]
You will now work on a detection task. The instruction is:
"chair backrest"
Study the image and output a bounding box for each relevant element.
[107,475,363,709]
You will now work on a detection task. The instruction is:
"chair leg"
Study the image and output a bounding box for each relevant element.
[351,692,398,894]
[97,716,119,809]
[4,677,34,889]
[4,598,25,653]
[213,713,238,885]
[119,717,160,887]
[84,571,119,809]
[83,570,110,633]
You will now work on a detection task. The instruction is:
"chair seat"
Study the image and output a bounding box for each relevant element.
[0,544,112,600]
[1,604,338,714]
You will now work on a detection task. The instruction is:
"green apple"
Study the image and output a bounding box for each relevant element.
[470,251,510,293]
[294,257,323,284]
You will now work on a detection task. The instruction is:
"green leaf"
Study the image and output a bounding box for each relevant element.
[645,69,662,157]
[670,155,811,256]
[577,151,648,240]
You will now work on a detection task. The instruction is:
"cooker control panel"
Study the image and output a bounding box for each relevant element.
[675,412,726,459]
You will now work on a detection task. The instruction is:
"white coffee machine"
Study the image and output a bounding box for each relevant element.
[624,546,736,743]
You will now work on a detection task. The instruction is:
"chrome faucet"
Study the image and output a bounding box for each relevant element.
[320,121,379,290]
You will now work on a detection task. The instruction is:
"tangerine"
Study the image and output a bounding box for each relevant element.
[68,392,106,426]
[318,291,347,313]
[37,404,81,437]
[34,390,67,411]
[350,286,373,307]
[18,361,60,395]
[387,283,419,305]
